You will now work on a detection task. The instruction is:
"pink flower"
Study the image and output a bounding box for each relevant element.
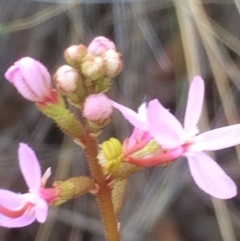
[5,57,56,103]
[112,76,239,199]
[88,36,116,55]
[0,144,50,227]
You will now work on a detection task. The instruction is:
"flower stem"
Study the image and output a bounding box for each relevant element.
[83,132,121,241]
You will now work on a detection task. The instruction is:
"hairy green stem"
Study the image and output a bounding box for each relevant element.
[83,132,121,241]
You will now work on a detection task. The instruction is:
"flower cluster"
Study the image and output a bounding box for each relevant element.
[2,35,240,235]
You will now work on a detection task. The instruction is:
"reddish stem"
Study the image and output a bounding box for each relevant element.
[83,132,121,241]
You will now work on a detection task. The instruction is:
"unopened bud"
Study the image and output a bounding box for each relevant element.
[54,65,80,93]
[51,176,95,206]
[103,50,122,78]
[64,44,87,67]
[81,54,105,80]
[5,57,57,103]
[88,36,116,55]
[83,94,113,136]
[83,94,112,121]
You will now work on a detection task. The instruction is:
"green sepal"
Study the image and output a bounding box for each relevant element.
[131,139,160,159]
[85,118,110,137]
[86,77,112,95]
[94,77,112,93]
[110,162,143,179]
[51,176,94,206]
[112,179,128,216]
[37,99,84,144]
[61,74,87,108]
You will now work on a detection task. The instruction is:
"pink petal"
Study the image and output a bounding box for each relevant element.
[18,143,41,192]
[17,57,51,98]
[0,213,36,228]
[187,152,237,199]
[111,101,148,131]
[184,76,204,133]
[0,190,23,208]
[192,124,240,151]
[5,57,52,102]
[147,99,185,149]
[137,102,147,123]
[88,36,116,55]
[0,190,36,228]
[5,65,41,102]
[35,198,48,223]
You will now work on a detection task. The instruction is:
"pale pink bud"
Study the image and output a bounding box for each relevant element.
[83,94,112,121]
[64,45,87,66]
[5,57,55,103]
[88,36,116,55]
[81,54,105,80]
[103,49,122,78]
[54,65,80,93]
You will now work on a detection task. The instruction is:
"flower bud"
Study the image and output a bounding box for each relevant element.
[81,54,105,80]
[103,49,122,78]
[64,45,87,67]
[50,176,95,206]
[83,94,112,121]
[54,65,80,93]
[88,36,116,55]
[5,57,56,103]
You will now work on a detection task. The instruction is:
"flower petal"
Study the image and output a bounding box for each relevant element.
[147,99,185,149]
[184,76,204,133]
[0,190,23,209]
[187,152,237,199]
[137,102,147,123]
[5,57,52,102]
[192,124,240,151]
[35,198,48,223]
[18,143,41,192]
[0,213,36,228]
[0,191,36,228]
[111,101,148,131]
[16,57,52,99]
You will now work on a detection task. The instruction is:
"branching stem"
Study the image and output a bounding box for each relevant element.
[83,132,121,241]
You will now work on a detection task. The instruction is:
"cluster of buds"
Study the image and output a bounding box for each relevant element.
[56,36,122,106]
[5,37,122,140]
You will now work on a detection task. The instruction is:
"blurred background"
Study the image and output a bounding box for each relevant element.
[0,0,240,240]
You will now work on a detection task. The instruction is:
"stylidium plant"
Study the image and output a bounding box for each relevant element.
[2,36,240,241]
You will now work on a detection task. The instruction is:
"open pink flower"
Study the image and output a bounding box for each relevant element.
[148,76,240,199]
[0,144,50,227]
[5,57,56,103]
[113,76,239,199]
